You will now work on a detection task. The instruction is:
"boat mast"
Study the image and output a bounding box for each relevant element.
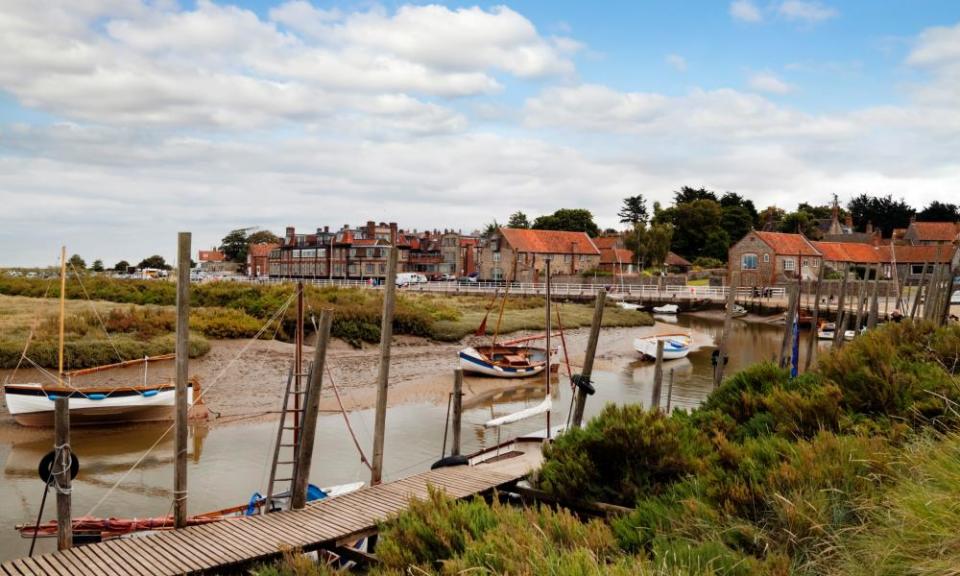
[58,245,66,386]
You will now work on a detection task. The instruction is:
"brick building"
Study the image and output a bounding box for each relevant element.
[247,243,279,278]
[478,228,601,282]
[728,231,821,287]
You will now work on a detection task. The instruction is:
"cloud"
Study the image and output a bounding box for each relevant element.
[730,0,762,23]
[748,71,793,94]
[777,1,839,23]
[665,54,687,72]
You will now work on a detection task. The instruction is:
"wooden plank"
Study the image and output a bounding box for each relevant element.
[154,531,226,570]
[118,537,183,575]
[224,518,304,550]
[48,550,98,576]
[96,541,153,576]
[125,535,194,575]
[199,522,274,559]
[70,547,121,576]
[9,558,40,576]
[253,512,333,543]
[78,544,130,576]
[31,555,72,576]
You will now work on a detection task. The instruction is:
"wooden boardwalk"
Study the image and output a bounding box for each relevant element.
[0,464,529,575]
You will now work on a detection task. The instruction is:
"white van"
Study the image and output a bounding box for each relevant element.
[396,272,428,287]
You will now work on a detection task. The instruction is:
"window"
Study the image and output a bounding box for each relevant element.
[783,258,796,271]
[741,253,758,270]
[492,267,503,281]
[302,249,316,258]
[493,252,501,262]
[812,259,819,268]
[365,263,375,274]
[763,254,770,263]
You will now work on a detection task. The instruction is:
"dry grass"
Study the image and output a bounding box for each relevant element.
[0,295,147,340]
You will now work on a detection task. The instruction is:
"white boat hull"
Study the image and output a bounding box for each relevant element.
[633,335,691,360]
[3,383,192,427]
[651,304,679,314]
[458,347,546,378]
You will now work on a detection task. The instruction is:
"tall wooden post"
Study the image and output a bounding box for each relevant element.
[294,282,304,446]
[713,279,737,388]
[804,265,824,372]
[779,284,798,368]
[833,264,850,347]
[544,258,552,439]
[54,397,72,550]
[451,369,463,456]
[853,274,867,332]
[572,288,605,428]
[650,340,664,410]
[174,232,190,529]
[370,247,398,486]
[911,261,930,320]
[291,310,331,510]
[666,368,675,413]
[923,264,940,321]
[867,263,881,329]
[57,246,66,386]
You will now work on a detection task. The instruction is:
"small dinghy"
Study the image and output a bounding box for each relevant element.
[652,303,679,314]
[458,345,548,378]
[617,301,643,311]
[817,322,836,340]
[633,334,692,361]
[732,304,748,318]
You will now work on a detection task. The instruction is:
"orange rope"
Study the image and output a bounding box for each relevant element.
[325,365,372,471]
[554,304,574,385]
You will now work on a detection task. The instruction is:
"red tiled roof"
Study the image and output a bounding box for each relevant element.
[600,248,633,264]
[593,236,621,250]
[248,243,278,257]
[753,231,820,256]
[907,221,960,242]
[812,242,880,263]
[876,244,957,264]
[665,251,692,267]
[499,228,600,255]
[198,250,225,262]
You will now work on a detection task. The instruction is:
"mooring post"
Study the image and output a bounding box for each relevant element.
[54,397,72,550]
[651,340,664,410]
[833,264,850,347]
[923,263,940,321]
[853,275,867,332]
[174,231,190,529]
[292,309,332,510]
[779,284,798,368]
[868,263,881,329]
[713,279,737,388]
[910,261,929,320]
[371,247,398,486]
[451,369,463,456]
[572,288,605,428]
[544,257,552,439]
[666,368,675,413]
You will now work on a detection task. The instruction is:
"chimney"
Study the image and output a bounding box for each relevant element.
[324,226,329,233]
[389,222,398,246]
[845,214,853,229]
[366,221,376,239]
[285,226,295,245]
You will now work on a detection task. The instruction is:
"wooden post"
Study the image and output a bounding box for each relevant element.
[544,258,552,439]
[294,282,304,446]
[911,261,929,320]
[666,368,675,413]
[291,310,332,510]
[572,288,605,428]
[942,276,957,326]
[836,311,850,349]
[650,340,664,410]
[804,265,824,372]
[713,279,737,388]
[833,264,850,347]
[867,263,881,329]
[57,246,66,386]
[370,247,398,486]
[451,369,463,456]
[779,284,798,368]
[54,397,72,550]
[174,231,190,529]
[922,264,940,321]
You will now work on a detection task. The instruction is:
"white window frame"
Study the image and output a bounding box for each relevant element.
[741,253,759,270]
[783,258,796,272]
[763,253,770,263]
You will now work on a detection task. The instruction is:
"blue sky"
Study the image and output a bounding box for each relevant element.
[0,1,958,265]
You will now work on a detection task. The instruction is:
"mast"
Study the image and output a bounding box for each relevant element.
[544,257,552,440]
[58,246,66,386]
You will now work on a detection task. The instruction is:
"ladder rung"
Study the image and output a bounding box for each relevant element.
[273,478,293,482]
[276,460,296,465]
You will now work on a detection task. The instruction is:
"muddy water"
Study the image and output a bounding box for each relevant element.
[0,315,823,560]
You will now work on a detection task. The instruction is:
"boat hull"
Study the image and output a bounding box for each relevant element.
[4,384,192,427]
[633,335,691,361]
[458,346,547,378]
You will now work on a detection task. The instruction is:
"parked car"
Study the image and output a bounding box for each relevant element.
[440,273,456,281]
[396,272,428,287]
[952,290,960,304]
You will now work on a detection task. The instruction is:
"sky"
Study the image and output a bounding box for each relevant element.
[1,0,959,266]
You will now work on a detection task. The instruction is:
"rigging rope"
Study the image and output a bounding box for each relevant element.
[70,262,124,366]
[7,280,54,385]
[82,290,298,518]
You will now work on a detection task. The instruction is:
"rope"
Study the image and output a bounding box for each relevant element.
[7,280,54,385]
[83,291,298,518]
[51,442,73,496]
[70,262,124,364]
[325,365,373,471]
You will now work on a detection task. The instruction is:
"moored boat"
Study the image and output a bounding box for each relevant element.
[652,303,679,314]
[633,333,692,361]
[732,304,748,318]
[817,322,836,340]
[459,345,548,378]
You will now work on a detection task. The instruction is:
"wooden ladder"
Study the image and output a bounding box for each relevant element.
[265,363,311,512]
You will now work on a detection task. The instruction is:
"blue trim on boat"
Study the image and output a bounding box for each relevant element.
[87,393,107,401]
[458,352,520,373]
[142,389,159,397]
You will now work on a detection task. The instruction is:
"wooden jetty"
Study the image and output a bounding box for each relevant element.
[0,456,539,576]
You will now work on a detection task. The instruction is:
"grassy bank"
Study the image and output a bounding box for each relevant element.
[0,277,652,357]
[253,320,960,576]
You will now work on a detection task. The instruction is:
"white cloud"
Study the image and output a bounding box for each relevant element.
[777,1,839,23]
[665,54,687,72]
[748,71,793,94]
[730,0,762,23]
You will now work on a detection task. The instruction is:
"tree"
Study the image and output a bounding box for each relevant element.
[113,260,130,272]
[660,200,726,261]
[721,205,755,245]
[532,209,600,237]
[247,230,281,245]
[507,211,531,229]
[673,186,717,205]
[68,254,86,270]
[623,223,649,269]
[917,201,959,222]
[91,259,104,272]
[618,195,648,226]
[779,210,821,239]
[481,220,500,239]
[847,194,916,237]
[220,229,250,263]
[720,192,759,228]
[646,223,674,267]
[138,255,170,270]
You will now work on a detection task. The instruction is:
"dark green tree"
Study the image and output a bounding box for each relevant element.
[646,223,674,267]
[68,254,86,270]
[779,210,821,238]
[137,255,170,270]
[721,205,755,245]
[720,192,759,228]
[618,195,649,226]
[113,260,130,272]
[91,259,104,272]
[847,194,916,237]
[247,230,281,245]
[673,186,717,205]
[532,209,600,237]
[220,229,250,263]
[507,211,531,229]
[659,200,726,261]
[917,201,959,222]
[481,220,500,239]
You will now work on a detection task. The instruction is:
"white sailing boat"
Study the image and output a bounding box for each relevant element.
[633,333,692,361]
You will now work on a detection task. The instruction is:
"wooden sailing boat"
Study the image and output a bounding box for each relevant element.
[458,255,550,378]
[2,247,197,427]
